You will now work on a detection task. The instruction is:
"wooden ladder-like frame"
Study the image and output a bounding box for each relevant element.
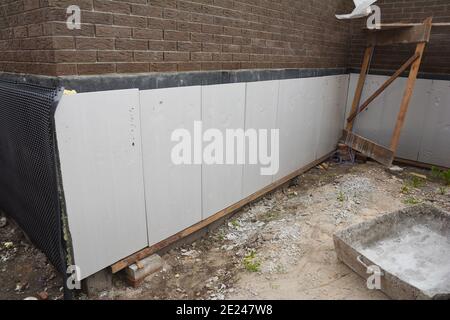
[344,17,433,167]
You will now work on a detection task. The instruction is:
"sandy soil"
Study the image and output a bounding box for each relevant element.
[1,161,449,300]
[104,161,449,300]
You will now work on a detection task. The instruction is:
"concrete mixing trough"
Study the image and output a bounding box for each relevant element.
[334,204,450,300]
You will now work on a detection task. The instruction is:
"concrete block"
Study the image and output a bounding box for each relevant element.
[82,268,113,297]
[126,254,164,287]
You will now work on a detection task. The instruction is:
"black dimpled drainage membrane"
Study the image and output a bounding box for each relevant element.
[0,80,71,290]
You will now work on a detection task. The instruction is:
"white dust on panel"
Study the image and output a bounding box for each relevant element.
[54,89,148,279]
[140,87,202,245]
[202,83,246,218]
[242,80,280,198]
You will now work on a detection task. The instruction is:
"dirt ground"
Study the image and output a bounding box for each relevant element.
[0,218,63,300]
[1,160,449,300]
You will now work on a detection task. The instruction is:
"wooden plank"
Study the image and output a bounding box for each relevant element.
[347,52,420,123]
[343,130,395,167]
[390,19,431,152]
[394,158,449,171]
[346,46,374,131]
[110,151,335,274]
[364,22,450,30]
[367,18,433,46]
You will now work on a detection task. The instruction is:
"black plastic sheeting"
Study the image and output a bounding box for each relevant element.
[0,79,69,276]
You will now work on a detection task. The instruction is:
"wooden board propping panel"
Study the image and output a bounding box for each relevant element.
[343,130,395,167]
[367,22,432,46]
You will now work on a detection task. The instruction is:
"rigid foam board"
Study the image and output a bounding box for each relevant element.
[55,89,148,279]
[276,77,337,180]
[418,80,450,168]
[140,86,202,245]
[242,80,279,198]
[202,83,246,218]
[347,74,447,166]
[316,75,349,159]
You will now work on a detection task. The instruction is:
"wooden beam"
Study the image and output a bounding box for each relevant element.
[343,130,395,167]
[347,52,420,123]
[110,151,335,274]
[346,46,374,131]
[390,18,432,152]
[367,18,433,46]
[394,158,449,171]
[364,22,450,30]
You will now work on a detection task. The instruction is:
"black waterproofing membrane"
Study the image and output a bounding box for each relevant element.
[0,79,69,277]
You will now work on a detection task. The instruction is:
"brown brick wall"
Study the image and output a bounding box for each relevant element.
[350,0,450,74]
[1,0,353,76]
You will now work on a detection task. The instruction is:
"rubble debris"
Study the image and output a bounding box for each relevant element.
[0,216,6,228]
[410,172,427,180]
[389,165,404,173]
[37,291,49,300]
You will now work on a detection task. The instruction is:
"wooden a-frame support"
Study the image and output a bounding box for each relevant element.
[344,17,433,167]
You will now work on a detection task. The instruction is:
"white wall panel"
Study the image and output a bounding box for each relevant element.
[202,83,246,218]
[276,78,319,180]
[347,73,449,167]
[377,78,431,160]
[140,87,202,245]
[55,89,148,279]
[242,80,279,198]
[419,80,450,167]
[316,75,349,158]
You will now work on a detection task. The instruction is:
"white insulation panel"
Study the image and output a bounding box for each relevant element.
[242,80,279,198]
[202,83,246,218]
[57,75,351,279]
[55,89,148,279]
[317,75,349,159]
[140,86,202,245]
[347,74,450,167]
[418,80,450,167]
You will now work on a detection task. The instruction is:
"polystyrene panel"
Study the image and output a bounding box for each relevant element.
[348,74,432,161]
[140,87,202,245]
[276,78,323,180]
[419,80,450,167]
[242,80,279,198]
[202,83,246,218]
[316,75,349,158]
[377,78,431,160]
[352,75,387,143]
[55,89,148,279]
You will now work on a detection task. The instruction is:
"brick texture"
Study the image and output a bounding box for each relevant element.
[1,0,449,76]
[0,0,354,76]
[350,0,450,74]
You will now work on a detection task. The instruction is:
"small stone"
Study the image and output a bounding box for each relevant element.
[0,216,7,228]
[4,242,13,249]
[389,166,404,173]
[37,291,49,300]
